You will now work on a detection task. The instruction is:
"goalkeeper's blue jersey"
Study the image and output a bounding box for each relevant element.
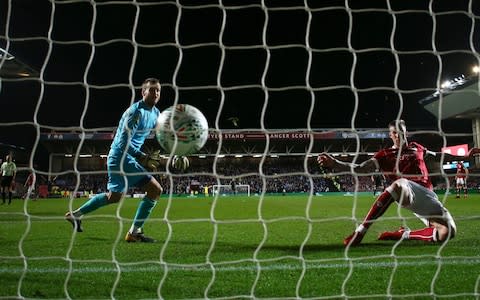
[109,99,160,158]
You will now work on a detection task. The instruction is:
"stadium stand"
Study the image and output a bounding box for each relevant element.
[32,129,479,197]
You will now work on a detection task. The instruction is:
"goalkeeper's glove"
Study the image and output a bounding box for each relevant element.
[138,150,162,172]
[172,155,190,171]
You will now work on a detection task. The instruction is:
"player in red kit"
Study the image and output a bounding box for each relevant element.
[317,120,480,246]
[23,172,37,201]
[455,161,468,199]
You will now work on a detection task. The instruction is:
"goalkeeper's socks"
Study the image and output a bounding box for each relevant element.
[405,227,437,242]
[357,190,395,233]
[8,192,12,204]
[131,197,157,231]
[2,192,5,203]
[77,193,109,216]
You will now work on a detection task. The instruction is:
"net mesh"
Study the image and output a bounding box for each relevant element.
[1,0,480,299]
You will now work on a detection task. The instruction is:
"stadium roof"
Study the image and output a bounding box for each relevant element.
[0,47,39,78]
[419,75,480,120]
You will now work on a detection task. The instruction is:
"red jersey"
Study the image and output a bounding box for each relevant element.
[373,142,432,190]
[25,173,36,186]
[456,163,467,179]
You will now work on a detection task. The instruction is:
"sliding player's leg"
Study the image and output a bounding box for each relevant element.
[379,181,456,243]
[343,180,407,246]
[345,178,418,246]
[378,215,456,242]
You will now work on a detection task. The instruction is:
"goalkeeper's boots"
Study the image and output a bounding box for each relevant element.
[65,212,83,232]
[378,227,407,241]
[125,230,156,243]
[343,231,365,246]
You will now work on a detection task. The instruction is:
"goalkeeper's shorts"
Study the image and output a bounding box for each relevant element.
[106,153,152,193]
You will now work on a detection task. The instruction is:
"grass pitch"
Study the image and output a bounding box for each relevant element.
[1,192,479,299]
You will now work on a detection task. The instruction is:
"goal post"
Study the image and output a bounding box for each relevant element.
[212,184,251,197]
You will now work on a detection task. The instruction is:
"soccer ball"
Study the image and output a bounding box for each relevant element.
[155,104,209,156]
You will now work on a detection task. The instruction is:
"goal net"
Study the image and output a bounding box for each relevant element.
[2,0,480,299]
[212,184,251,197]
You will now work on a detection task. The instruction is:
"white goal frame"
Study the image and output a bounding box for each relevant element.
[212,184,251,197]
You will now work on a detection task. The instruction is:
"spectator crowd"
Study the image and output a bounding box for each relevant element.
[11,157,480,198]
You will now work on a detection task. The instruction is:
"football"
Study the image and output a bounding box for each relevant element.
[155,104,209,156]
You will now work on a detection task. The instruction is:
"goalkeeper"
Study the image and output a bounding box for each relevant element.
[65,78,188,243]
[318,120,480,246]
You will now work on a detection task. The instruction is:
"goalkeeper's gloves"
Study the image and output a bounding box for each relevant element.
[172,155,190,171]
[138,150,162,172]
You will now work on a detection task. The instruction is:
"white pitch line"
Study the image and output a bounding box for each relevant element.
[1,258,479,274]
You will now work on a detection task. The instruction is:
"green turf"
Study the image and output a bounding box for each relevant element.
[1,193,479,299]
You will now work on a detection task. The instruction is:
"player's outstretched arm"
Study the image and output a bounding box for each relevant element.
[428,147,480,163]
[468,147,480,157]
[317,153,377,174]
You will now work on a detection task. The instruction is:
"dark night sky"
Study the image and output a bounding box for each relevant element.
[1,0,479,151]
